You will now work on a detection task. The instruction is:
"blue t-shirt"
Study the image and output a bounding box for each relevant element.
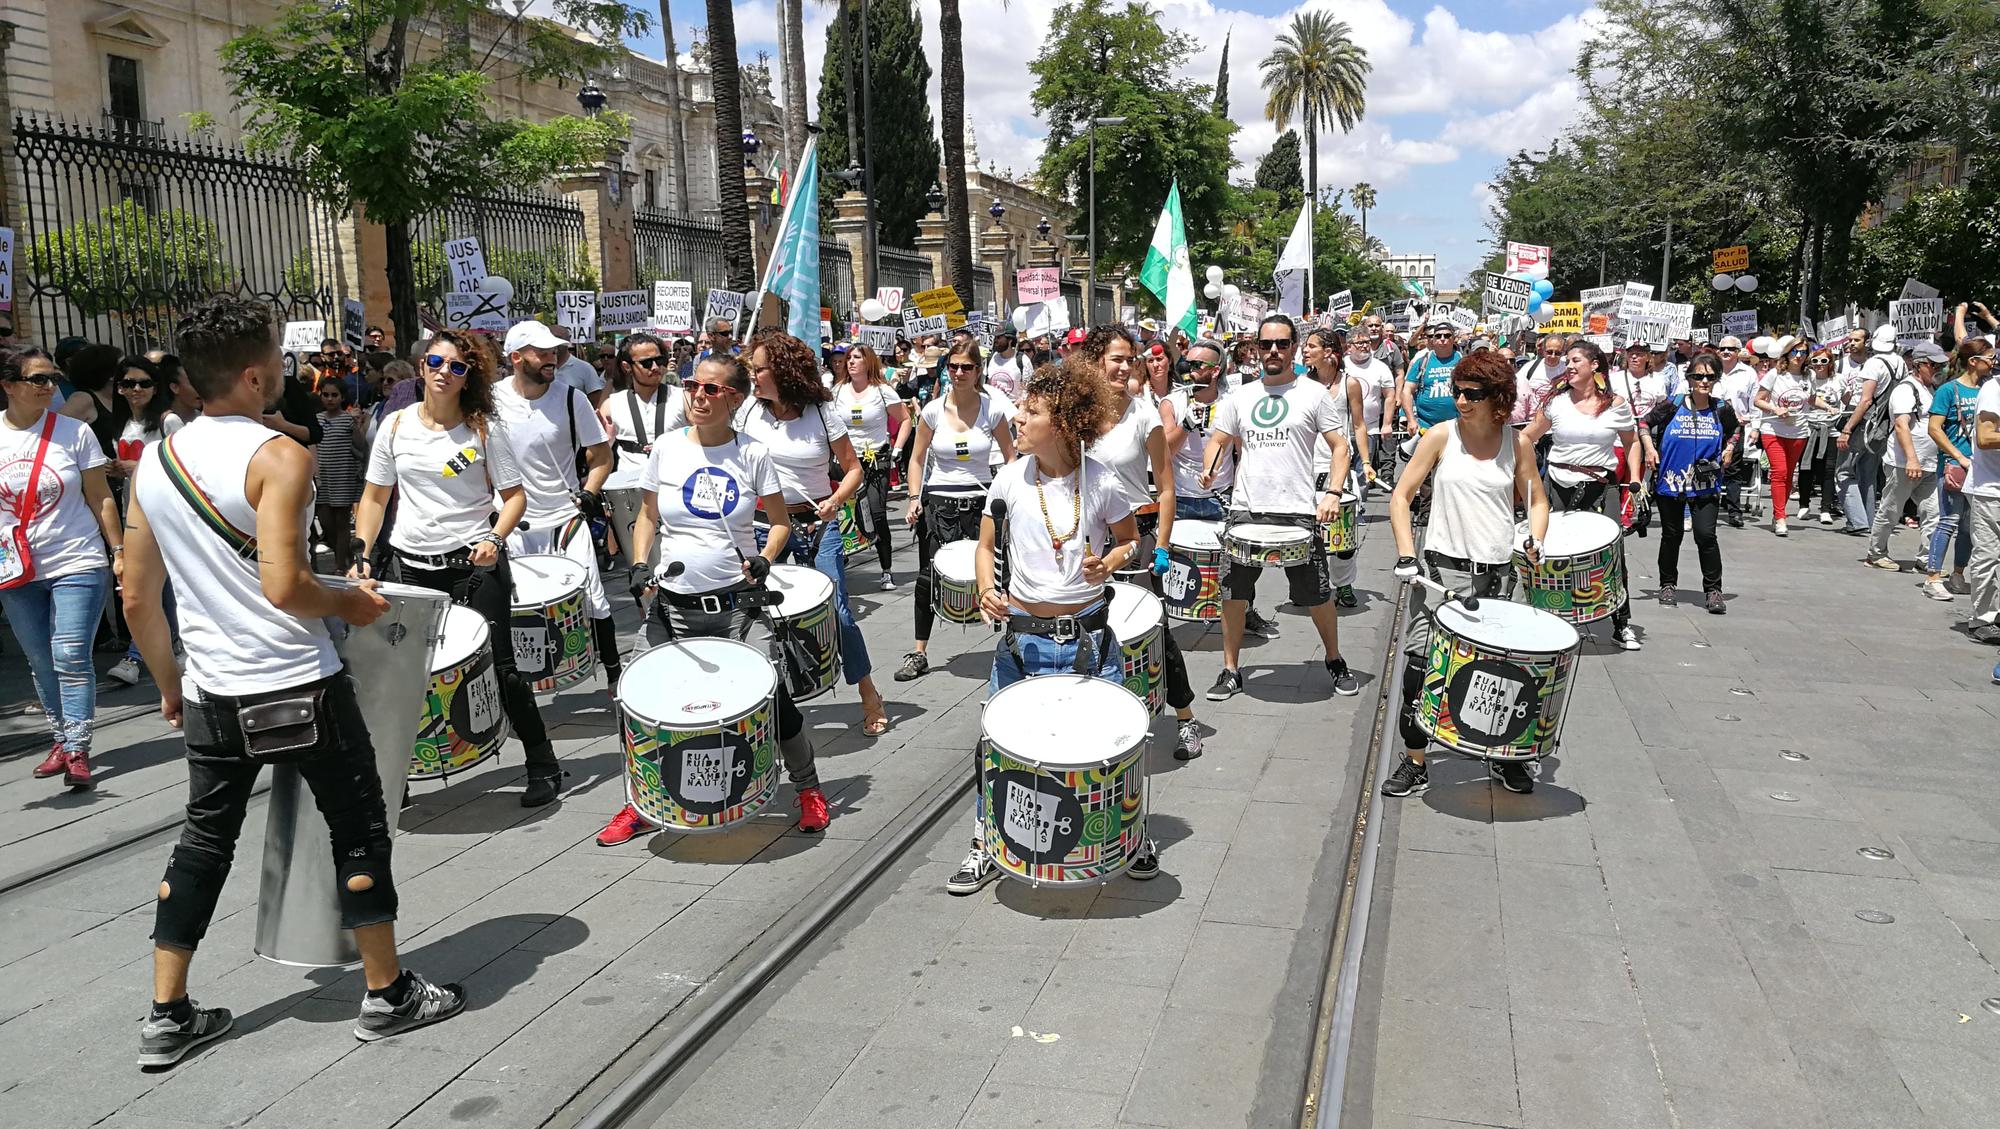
[1406,350,1462,428]
[1649,396,1737,497]
[1930,378,1982,474]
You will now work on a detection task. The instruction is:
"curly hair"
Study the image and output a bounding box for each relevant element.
[748,329,829,410]
[424,328,498,433]
[1021,356,1118,451]
[1448,349,1518,421]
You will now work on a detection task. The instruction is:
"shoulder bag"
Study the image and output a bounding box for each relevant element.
[0,414,60,589]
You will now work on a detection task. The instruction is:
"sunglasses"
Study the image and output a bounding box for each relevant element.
[630,355,665,368]
[1451,385,1492,402]
[1809,358,1832,366]
[945,361,978,373]
[117,379,154,391]
[687,380,737,398]
[424,354,470,377]
[1718,347,1739,353]
[5,374,56,386]
[1689,375,1718,384]
[1258,338,1294,350]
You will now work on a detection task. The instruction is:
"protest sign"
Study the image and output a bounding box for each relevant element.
[1720,309,1760,338]
[1328,289,1354,320]
[1712,245,1748,274]
[911,285,967,328]
[1545,302,1582,334]
[1385,299,1415,332]
[1898,278,1939,302]
[1889,298,1943,349]
[1648,300,1695,340]
[1015,268,1060,305]
[876,287,905,315]
[555,290,596,338]
[1617,282,1655,323]
[341,298,366,348]
[1018,299,1069,339]
[1118,305,1136,325]
[653,281,693,332]
[855,325,900,354]
[597,290,648,333]
[703,289,747,334]
[443,238,487,293]
[1580,285,1623,334]
[1622,315,1671,349]
[1585,333,1615,353]
[281,320,326,353]
[1504,241,1552,276]
[1448,306,1478,335]
[0,226,13,309]
[444,292,509,333]
[1817,313,1852,341]
[904,313,950,337]
[1483,274,1532,319]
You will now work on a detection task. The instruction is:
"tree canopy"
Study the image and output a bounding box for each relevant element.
[816,0,941,249]
[1253,130,1303,209]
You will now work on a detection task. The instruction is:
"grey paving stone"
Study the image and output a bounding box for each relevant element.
[1119,1005,1272,1129]
[0,902,115,969]
[123,998,359,1124]
[1783,1022,1931,1129]
[1367,997,1519,1127]
[1664,1080,1836,1129]
[239,1044,474,1128]
[599,894,789,996]
[1144,780,1252,846]
[868,943,1054,1057]
[987,976,1167,1095]
[800,1041,993,1129]
[1497,859,1617,938]
[1510,1012,1674,1129]
[394,1078,572,1129]
[1379,907,1506,1012]
[1163,919,1296,1017]
[1200,849,1319,930]
[704,833,864,903]
[465,969,696,1088]
[1064,892,1204,968]
[514,874,706,959]
[1502,926,1644,1025]
[955,1081,1127,1129]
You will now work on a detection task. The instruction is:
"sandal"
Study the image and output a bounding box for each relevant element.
[862,713,891,737]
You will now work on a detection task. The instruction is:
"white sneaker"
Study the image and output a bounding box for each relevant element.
[1922,580,1955,602]
[879,572,896,591]
[1615,625,1642,651]
[106,657,142,686]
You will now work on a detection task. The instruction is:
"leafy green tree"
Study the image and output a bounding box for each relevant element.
[1253,130,1303,209]
[1028,0,1237,273]
[30,201,234,343]
[1851,173,2000,307]
[222,0,643,351]
[816,0,941,249]
[1349,182,1375,248]
[1258,12,1368,206]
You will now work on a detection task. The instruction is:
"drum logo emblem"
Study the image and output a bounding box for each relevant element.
[1250,396,1290,428]
[683,468,742,520]
[680,699,721,714]
[992,770,1087,859]
[1447,659,1540,745]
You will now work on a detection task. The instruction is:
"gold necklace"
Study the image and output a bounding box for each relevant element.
[1034,458,1081,551]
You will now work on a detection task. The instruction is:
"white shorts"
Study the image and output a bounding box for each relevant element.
[508,513,611,619]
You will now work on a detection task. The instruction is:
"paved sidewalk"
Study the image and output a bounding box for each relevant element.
[1352,514,2000,1129]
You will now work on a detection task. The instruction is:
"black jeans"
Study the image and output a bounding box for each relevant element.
[393,552,555,765]
[914,489,985,643]
[1133,511,1196,712]
[860,445,894,571]
[153,672,396,951]
[1544,478,1631,633]
[1654,495,1722,592]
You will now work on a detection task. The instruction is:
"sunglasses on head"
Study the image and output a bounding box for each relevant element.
[1451,384,1492,402]
[687,380,737,398]
[424,354,470,377]
[5,374,56,386]
[1259,338,1294,350]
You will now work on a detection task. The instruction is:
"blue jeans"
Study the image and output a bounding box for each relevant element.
[0,567,113,753]
[977,604,1124,831]
[1175,495,1226,521]
[760,516,871,685]
[1927,477,1973,574]
[1839,448,1881,533]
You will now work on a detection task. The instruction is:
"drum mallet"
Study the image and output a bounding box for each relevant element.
[1402,570,1482,612]
[987,499,1009,633]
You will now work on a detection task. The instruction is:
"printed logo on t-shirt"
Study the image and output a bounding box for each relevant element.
[1251,395,1290,428]
[682,467,743,519]
[0,452,65,515]
[953,437,971,462]
[849,405,865,425]
[440,446,481,478]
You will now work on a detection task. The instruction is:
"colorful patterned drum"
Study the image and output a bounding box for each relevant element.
[1224,521,1313,567]
[1513,512,1626,624]
[981,675,1150,886]
[509,554,594,693]
[617,638,780,832]
[837,500,871,557]
[931,540,983,625]
[1107,581,1165,716]
[1320,492,1361,554]
[409,605,509,780]
[766,564,840,702]
[1162,520,1224,622]
[1415,598,1579,762]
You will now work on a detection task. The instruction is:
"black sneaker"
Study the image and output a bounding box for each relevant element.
[1126,842,1160,881]
[521,766,565,808]
[1326,657,1360,696]
[1381,757,1428,797]
[946,846,1000,895]
[1491,760,1535,794]
[355,971,466,1042]
[1206,669,1244,701]
[1706,591,1727,615]
[138,1000,233,1068]
[1244,607,1281,638]
[1657,588,1678,607]
[1335,585,1358,609]
[1175,718,1203,760]
[893,650,929,682]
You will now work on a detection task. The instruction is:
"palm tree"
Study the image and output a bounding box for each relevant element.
[938,0,975,307]
[780,0,809,172]
[660,0,690,212]
[1259,12,1369,209]
[707,0,754,289]
[1350,182,1375,250]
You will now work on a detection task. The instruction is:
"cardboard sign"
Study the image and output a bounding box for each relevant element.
[1015,268,1060,305]
[1898,277,1939,302]
[444,292,509,333]
[653,281,693,332]
[703,289,747,333]
[911,285,966,328]
[1019,299,1068,338]
[1889,298,1943,349]
[443,237,487,294]
[1544,302,1582,334]
[1712,245,1749,274]
[1328,289,1355,321]
[1385,299,1415,332]
[1585,333,1615,353]
[0,226,13,309]
[1579,285,1622,333]
[1648,300,1695,341]
[1447,306,1478,334]
[1720,309,1760,338]
[1700,325,1718,344]
[341,298,366,348]
[1617,282,1655,323]
[1504,241,1551,276]
[597,290,649,333]
[1622,315,1671,349]
[904,313,950,337]
[876,287,905,315]
[555,290,596,337]
[281,320,327,353]
[1817,313,1852,341]
[1483,274,1532,319]
[855,325,900,354]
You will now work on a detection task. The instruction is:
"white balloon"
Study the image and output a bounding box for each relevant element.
[475,275,515,307]
[1534,303,1556,323]
[1527,262,1549,281]
[1711,273,1733,291]
[1012,305,1033,332]
[858,298,888,322]
[1221,284,1241,301]
[1735,273,1759,293]
[1203,282,1222,300]
[1206,265,1225,285]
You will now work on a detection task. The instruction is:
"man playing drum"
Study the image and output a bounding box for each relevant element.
[1383,350,1551,796]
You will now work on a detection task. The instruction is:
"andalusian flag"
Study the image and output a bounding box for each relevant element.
[752,135,822,350]
[1139,181,1199,338]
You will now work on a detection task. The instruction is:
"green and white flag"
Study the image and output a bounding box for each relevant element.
[1139,181,1199,338]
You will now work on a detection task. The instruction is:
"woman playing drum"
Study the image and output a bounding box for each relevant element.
[945,361,1157,894]
[1383,350,1550,797]
[352,329,564,807]
[594,354,831,846]
[893,338,1015,682]
[1305,326,1375,607]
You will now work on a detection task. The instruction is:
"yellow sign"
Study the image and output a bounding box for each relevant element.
[1713,245,1748,273]
[910,285,967,328]
[1545,301,1582,334]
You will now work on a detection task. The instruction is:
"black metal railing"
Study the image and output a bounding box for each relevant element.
[411,188,589,323]
[99,112,165,141]
[877,244,934,297]
[13,114,341,352]
[972,265,995,314]
[821,239,855,321]
[633,206,730,320]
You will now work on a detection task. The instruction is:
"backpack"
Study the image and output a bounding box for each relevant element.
[1855,355,1909,456]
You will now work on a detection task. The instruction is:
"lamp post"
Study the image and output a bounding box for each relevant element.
[577,81,606,117]
[1085,115,1127,328]
[742,127,761,173]
[925,181,945,216]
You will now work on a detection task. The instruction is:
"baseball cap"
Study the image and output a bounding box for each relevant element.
[1064,328,1088,345]
[1909,341,1948,364]
[1870,324,1898,354]
[503,319,564,354]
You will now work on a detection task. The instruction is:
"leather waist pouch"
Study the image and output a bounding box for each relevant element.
[237,689,327,763]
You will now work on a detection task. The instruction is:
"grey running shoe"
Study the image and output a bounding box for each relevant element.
[893,650,930,681]
[1244,607,1281,638]
[1326,657,1360,696]
[1175,718,1203,760]
[138,1001,233,1068]
[1206,669,1244,700]
[355,971,465,1042]
[1381,757,1428,797]
[1491,760,1535,794]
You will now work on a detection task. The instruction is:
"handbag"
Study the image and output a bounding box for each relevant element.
[1945,462,1967,493]
[0,415,60,589]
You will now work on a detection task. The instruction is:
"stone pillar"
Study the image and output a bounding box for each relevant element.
[0,20,33,341]
[913,211,947,296]
[978,225,1014,310]
[826,191,870,306]
[559,154,636,297]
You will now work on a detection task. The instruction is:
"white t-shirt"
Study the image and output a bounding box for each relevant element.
[1965,381,2000,499]
[1344,356,1395,432]
[985,351,1032,402]
[1085,397,1160,507]
[1211,377,1341,516]
[554,354,605,396]
[1163,387,1234,500]
[603,386,686,491]
[1544,394,1636,487]
[366,408,524,555]
[0,412,109,581]
[1757,370,1811,439]
[491,379,607,527]
[918,395,1008,492]
[833,381,901,449]
[642,429,779,594]
[736,401,839,505]
[985,454,1134,605]
[1719,363,1761,430]
[1884,381,1939,471]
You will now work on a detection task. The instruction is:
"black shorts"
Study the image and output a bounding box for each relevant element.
[1220,521,1332,607]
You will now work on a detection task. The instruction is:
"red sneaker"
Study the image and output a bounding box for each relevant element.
[64,752,92,791]
[32,745,67,778]
[596,803,649,846]
[797,786,830,833]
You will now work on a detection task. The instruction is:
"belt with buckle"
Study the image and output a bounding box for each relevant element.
[1424,551,1506,575]
[659,588,742,614]
[1006,605,1110,643]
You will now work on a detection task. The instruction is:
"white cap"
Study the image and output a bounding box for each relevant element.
[503,319,564,355]
[1870,324,1898,354]
[1749,335,1777,358]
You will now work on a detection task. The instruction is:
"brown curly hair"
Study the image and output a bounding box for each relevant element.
[748,329,830,411]
[426,328,498,433]
[1022,356,1119,451]
[1448,349,1518,421]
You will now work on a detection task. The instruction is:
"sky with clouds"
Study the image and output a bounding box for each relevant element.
[601,0,1600,291]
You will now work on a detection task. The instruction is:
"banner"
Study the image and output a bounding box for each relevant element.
[597,289,649,332]
[555,290,596,338]
[1889,298,1943,349]
[1712,245,1748,274]
[653,281,693,332]
[703,289,747,333]
[281,320,326,353]
[1483,274,1531,319]
[341,298,366,348]
[1504,241,1551,276]
[443,237,487,294]
[910,285,967,329]
[1018,299,1069,338]
[1014,269,1059,305]
[1545,301,1582,334]
[1720,309,1760,338]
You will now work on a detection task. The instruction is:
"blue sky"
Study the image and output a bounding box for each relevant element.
[602,0,1600,291]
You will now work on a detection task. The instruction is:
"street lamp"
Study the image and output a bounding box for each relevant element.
[577,81,607,117]
[988,197,1005,221]
[1086,115,1127,328]
[1036,216,1052,239]
[741,127,761,172]
[925,181,945,216]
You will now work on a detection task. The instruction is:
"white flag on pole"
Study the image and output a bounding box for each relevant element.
[1274,203,1312,317]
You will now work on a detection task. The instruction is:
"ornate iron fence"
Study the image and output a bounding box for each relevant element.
[632,205,730,320]
[821,240,855,321]
[877,245,934,297]
[972,265,995,314]
[411,188,588,323]
[12,114,341,352]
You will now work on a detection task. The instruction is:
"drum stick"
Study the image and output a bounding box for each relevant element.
[988,499,1009,633]
[1404,571,1481,611]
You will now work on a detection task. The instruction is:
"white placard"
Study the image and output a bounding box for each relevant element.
[1622,315,1671,349]
[1898,277,1939,302]
[903,313,949,338]
[1617,281,1655,323]
[555,290,596,338]
[443,237,487,294]
[597,289,649,333]
[1328,289,1355,320]
[1889,298,1943,350]
[1817,314,1852,341]
[1648,300,1695,340]
[0,225,14,309]
[1483,274,1531,319]
[703,289,747,333]
[1019,300,1069,338]
[1504,241,1552,276]
[653,281,693,332]
[1385,299,1415,332]
[855,325,900,354]
[876,287,906,315]
[281,320,326,353]
[1720,309,1760,338]
[444,292,510,333]
[1447,306,1478,334]
[341,298,366,348]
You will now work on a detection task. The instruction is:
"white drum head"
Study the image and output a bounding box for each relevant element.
[933,539,978,581]
[1108,581,1163,639]
[986,675,1148,768]
[620,638,776,725]
[512,553,588,602]
[767,564,834,615]
[1170,520,1224,550]
[1439,598,1579,653]
[431,605,490,672]
[1233,522,1310,545]
[1530,511,1620,556]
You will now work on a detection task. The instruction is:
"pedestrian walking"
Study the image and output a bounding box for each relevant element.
[313,379,367,574]
[1647,354,1739,612]
[1864,343,1944,570]
[1922,341,1992,600]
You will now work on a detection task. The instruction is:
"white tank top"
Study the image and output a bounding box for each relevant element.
[132,415,341,696]
[1426,420,1518,565]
